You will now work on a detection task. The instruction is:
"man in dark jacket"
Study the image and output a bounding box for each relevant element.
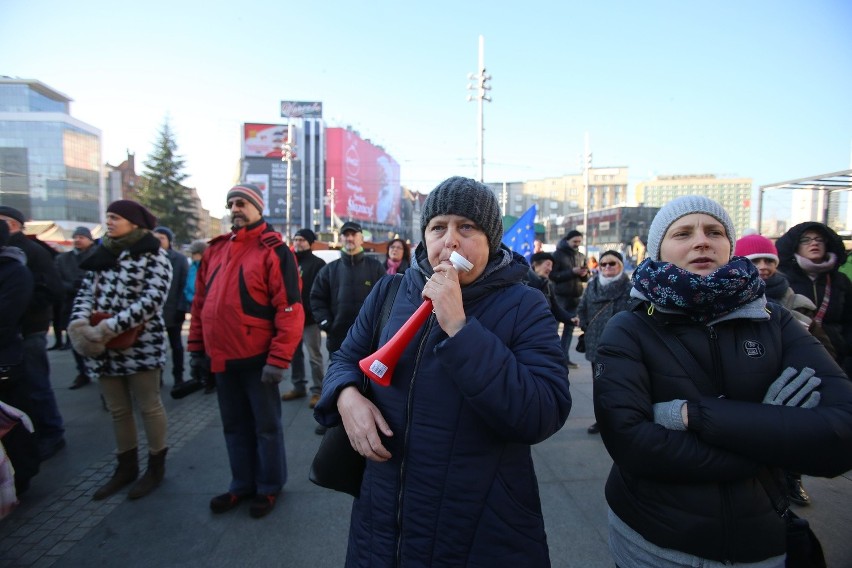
[525,252,571,325]
[0,219,39,495]
[311,221,385,355]
[310,221,384,434]
[188,184,304,519]
[153,226,190,397]
[281,228,326,408]
[55,226,97,389]
[0,206,65,461]
[549,229,588,368]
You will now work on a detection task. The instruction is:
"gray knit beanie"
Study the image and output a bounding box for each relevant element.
[646,195,736,261]
[420,176,503,254]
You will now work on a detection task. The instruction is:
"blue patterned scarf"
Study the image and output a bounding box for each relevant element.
[631,256,765,324]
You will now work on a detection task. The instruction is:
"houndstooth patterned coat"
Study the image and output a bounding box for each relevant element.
[72,232,172,378]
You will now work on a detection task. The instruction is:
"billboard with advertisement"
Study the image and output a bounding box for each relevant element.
[325,128,401,226]
[280,101,322,119]
[243,123,291,159]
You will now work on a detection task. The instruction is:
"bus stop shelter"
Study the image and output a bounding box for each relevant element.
[757,169,852,230]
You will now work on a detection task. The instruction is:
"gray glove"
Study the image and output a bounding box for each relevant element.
[261,364,286,384]
[763,367,821,409]
[652,400,688,431]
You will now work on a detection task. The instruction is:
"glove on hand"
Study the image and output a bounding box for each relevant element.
[652,400,688,431]
[67,319,106,357]
[261,364,286,384]
[94,318,120,342]
[763,367,821,409]
[189,352,210,382]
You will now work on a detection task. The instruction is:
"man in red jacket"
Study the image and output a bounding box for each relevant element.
[188,183,304,519]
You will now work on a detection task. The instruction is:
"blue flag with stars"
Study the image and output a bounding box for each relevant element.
[502,204,536,263]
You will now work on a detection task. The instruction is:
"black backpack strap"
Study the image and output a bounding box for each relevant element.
[361,274,403,393]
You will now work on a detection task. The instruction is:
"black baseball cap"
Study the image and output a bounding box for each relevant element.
[340,221,362,234]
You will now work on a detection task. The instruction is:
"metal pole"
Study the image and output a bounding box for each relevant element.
[582,132,590,247]
[285,122,293,239]
[467,35,491,184]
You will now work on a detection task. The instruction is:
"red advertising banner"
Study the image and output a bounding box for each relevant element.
[326,128,401,225]
[243,123,290,159]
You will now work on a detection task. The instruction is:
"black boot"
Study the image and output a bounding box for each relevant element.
[93,449,139,500]
[69,374,90,390]
[787,472,810,506]
[128,448,167,500]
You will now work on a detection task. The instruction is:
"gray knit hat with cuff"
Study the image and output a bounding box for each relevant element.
[420,176,503,254]
[646,195,736,261]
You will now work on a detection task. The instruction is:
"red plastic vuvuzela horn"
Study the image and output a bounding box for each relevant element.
[359,251,473,387]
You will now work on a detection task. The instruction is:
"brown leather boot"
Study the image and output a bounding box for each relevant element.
[128,448,168,500]
[93,449,138,501]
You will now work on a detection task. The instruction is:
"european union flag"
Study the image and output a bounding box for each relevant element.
[502,204,537,263]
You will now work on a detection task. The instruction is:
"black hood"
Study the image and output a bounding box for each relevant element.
[776,222,847,273]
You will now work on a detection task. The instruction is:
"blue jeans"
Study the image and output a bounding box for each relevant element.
[23,332,65,442]
[215,365,286,495]
[555,297,578,363]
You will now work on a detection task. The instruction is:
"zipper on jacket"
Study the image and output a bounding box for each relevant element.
[709,324,736,562]
[395,314,435,566]
[707,325,725,396]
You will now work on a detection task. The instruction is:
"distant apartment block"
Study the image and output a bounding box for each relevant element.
[0,77,103,222]
[635,174,753,237]
[488,167,629,244]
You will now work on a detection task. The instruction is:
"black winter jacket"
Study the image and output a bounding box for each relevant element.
[549,237,587,307]
[775,221,852,362]
[594,302,852,563]
[310,249,385,352]
[576,274,633,362]
[8,232,61,335]
[160,247,189,327]
[294,249,326,326]
[0,247,33,367]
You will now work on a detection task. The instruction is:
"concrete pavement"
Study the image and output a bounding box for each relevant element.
[1,340,851,567]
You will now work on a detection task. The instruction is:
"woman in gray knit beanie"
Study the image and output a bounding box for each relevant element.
[314,175,571,565]
[591,196,852,567]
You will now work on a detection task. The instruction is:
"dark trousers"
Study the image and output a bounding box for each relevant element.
[23,332,65,442]
[166,312,185,381]
[215,366,286,495]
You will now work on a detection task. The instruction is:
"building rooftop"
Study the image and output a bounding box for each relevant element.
[0,76,73,103]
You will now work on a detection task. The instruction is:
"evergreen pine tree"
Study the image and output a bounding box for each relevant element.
[137,120,198,244]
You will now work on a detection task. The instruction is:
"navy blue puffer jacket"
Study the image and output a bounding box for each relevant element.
[316,246,572,567]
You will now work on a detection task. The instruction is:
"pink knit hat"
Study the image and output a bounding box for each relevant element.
[734,234,779,263]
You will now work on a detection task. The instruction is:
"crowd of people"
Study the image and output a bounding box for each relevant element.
[1,182,852,566]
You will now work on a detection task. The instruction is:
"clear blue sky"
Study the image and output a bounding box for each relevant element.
[3,0,851,224]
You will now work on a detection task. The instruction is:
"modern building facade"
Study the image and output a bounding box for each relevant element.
[0,77,102,223]
[635,174,753,237]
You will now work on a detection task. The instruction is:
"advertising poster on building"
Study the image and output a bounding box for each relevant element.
[244,173,270,216]
[243,123,290,159]
[325,128,400,226]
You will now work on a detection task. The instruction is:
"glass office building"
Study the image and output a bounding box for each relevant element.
[0,78,102,222]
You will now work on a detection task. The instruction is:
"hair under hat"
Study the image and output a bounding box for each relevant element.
[0,206,25,226]
[106,200,158,230]
[646,196,736,262]
[227,183,265,214]
[420,176,503,254]
[734,234,778,263]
